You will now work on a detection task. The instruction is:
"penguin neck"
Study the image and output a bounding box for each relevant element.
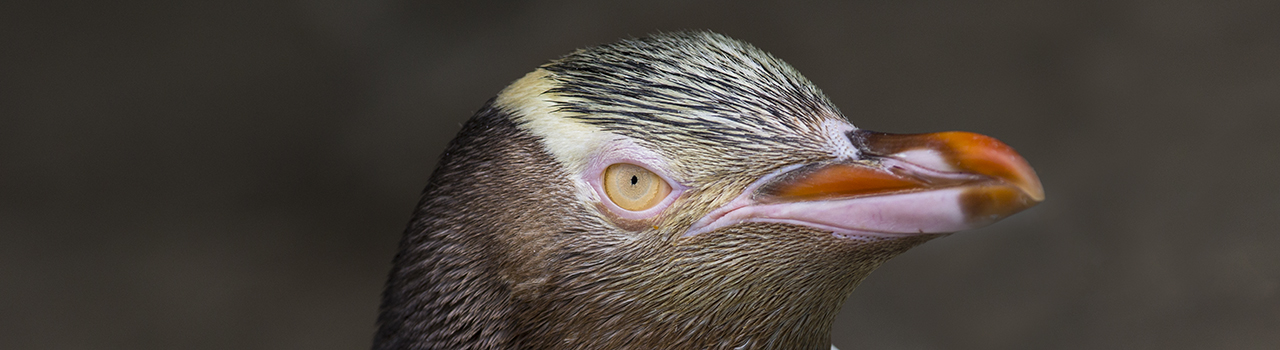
[375,106,570,349]
[514,275,853,350]
[509,228,936,349]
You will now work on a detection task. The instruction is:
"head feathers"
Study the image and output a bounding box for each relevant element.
[496,31,859,184]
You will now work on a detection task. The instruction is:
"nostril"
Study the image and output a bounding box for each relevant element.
[846,129,873,154]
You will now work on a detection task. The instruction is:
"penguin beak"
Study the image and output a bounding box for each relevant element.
[684,130,1043,239]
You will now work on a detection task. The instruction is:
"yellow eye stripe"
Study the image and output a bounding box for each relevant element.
[603,164,672,211]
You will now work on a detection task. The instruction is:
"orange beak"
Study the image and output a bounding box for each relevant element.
[686,130,1043,238]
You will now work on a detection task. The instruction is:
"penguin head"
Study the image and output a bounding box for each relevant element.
[379,31,1042,350]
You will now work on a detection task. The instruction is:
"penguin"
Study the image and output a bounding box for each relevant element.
[374,31,1044,350]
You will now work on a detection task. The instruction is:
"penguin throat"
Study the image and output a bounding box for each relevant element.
[509,230,936,349]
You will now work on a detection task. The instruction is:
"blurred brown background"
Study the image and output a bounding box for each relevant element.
[3,1,1278,349]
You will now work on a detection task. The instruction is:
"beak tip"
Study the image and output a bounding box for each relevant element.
[948,131,1045,206]
[1024,181,1046,203]
[1011,166,1045,204]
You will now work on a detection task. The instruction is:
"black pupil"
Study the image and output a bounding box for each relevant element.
[630,175,638,185]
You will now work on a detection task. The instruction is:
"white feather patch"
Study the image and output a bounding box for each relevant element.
[493,69,609,175]
[822,119,860,160]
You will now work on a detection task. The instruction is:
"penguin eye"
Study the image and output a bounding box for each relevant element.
[603,163,672,211]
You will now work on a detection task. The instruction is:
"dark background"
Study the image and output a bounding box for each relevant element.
[4,1,1278,349]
